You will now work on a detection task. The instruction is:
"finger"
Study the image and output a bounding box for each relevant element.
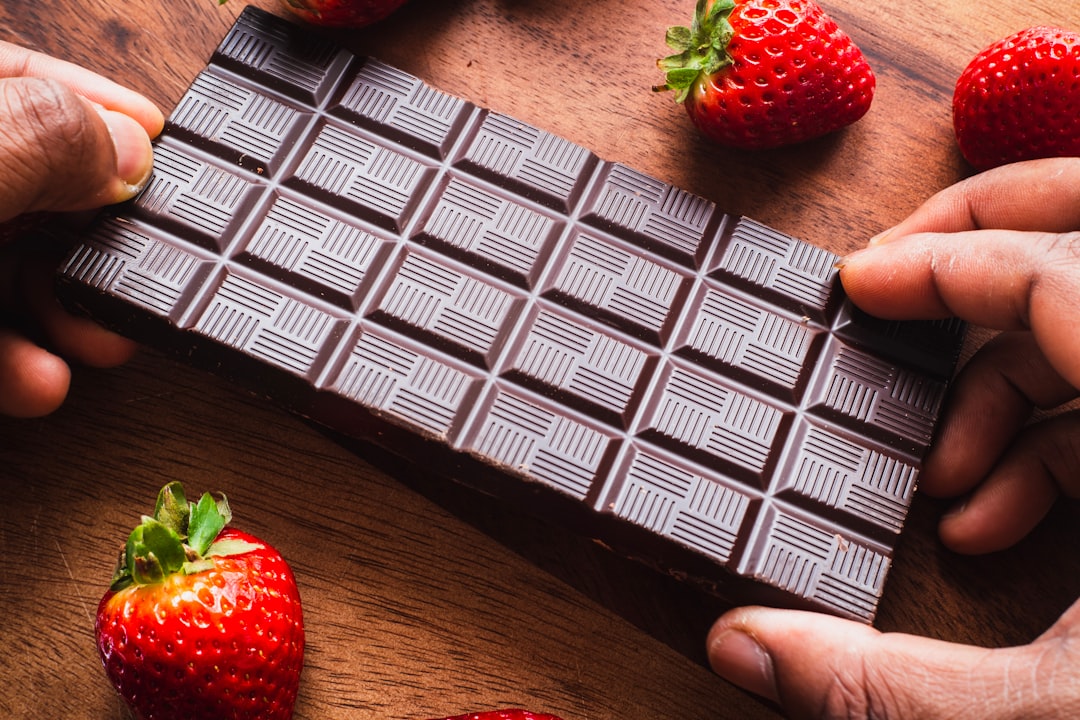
[0,77,156,220]
[707,605,1080,719]
[920,332,1078,499]
[0,327,70,417]
[1036,594,1080,644]
[940,410,1080,554]
[34,308,138,369]
[30,291,138,369]
[0,41,163,137]
[838,229,1080,389]
[14,248,137,366]
[870,157,1080,243]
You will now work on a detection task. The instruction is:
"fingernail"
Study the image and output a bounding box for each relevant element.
[708,629,779,703]
[835,247,867,272]
[942,497,968,520]
[95,106,155,198]
[868,226,896,246]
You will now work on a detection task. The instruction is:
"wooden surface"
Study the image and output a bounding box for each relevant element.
[2,0,1080,718]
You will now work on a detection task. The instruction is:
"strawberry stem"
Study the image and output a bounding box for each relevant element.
[109,482,254,591]
[655,0,737,102]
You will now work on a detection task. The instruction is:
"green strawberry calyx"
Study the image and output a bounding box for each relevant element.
[655,0,737,103]
[109,481,262,591]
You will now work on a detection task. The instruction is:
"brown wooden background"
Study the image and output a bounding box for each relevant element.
[1,0,1079,717]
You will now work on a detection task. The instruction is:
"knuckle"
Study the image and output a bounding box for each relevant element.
[812,651,954,720]
[813,653,918,720]
[1035,413,1080,492]
[1047,230,1080,260]
[0,78,94,171]
[0,78,102,212]
[1002,642,1080,719]
[2,78,87,140]
[1034,230,1080,315]
[818,668,874,719]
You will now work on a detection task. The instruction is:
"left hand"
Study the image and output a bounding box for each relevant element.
[0,41,164,417]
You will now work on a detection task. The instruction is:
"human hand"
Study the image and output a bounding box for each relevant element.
[707,157,1080,719]
[0,41,164,417]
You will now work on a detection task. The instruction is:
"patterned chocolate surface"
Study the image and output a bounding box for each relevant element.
[58,7,964,622]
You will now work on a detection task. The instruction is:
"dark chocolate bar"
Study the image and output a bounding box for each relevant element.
[57,6,964,622]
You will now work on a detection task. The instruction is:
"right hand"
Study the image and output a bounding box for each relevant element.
[841,157,1080,553]
[706,157,1080,719]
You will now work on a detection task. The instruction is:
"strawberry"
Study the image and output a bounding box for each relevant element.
[655,0,875,149]
[431,711,563,720]
[952,26,1080,171]
[276,0,409,27]
[94,482,305,720]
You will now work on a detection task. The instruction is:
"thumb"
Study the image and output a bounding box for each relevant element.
[707,604,1080,719]
[0,76,154,222]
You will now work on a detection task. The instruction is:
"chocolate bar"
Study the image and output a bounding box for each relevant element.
[57,6,964,622]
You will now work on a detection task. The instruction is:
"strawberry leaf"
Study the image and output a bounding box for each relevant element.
[188,492,229,556]
[206,537,263,559]
[153,481,190,536]
[125,518,186,586]
[665,25,693,52]
[181,557,215,575]
[655,0,736,103]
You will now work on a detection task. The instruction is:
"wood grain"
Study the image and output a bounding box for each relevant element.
[1,0,1079,718]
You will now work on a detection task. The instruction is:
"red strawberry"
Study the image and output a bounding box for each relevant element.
[277,0,409,27]
[95,482,305,720]
[431,711,563,720]
[952,26,1080,171]
[655,0,875,149]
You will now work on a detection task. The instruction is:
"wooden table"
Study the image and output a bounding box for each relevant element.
[2,0,1079,717]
